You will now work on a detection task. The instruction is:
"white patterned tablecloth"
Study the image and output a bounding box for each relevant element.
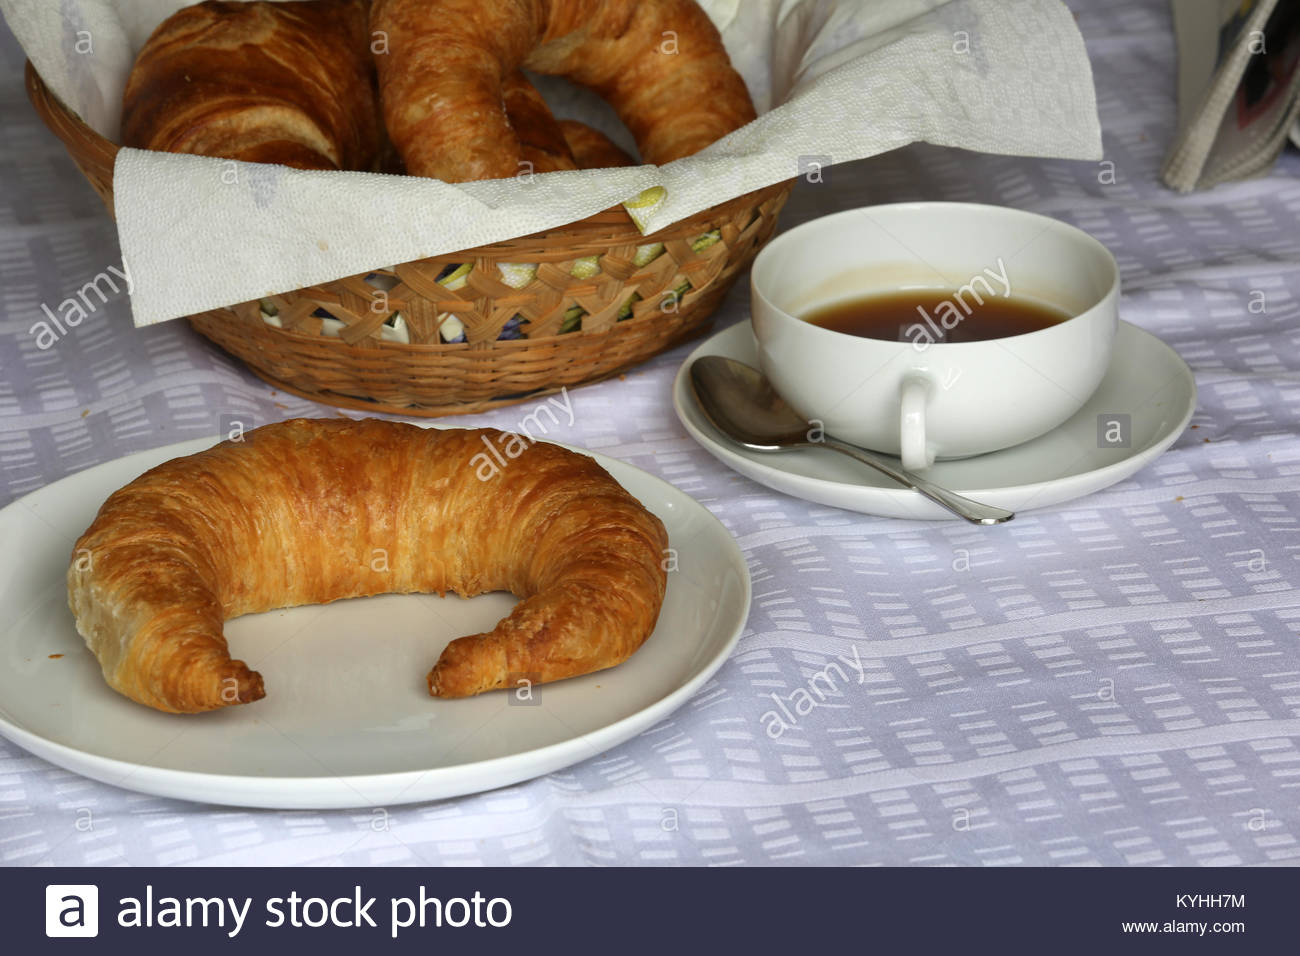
[3,0,1300,866]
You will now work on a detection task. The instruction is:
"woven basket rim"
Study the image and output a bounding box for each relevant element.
[24,59,794,417]
[24,60,792,251]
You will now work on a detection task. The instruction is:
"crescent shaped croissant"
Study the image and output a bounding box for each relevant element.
[120,0,385,172]
[66,419,669,713]
[372,0,757,182]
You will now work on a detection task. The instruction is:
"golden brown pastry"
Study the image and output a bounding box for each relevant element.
[505,74,637,171]
[503,72,580,173]
[121,0,384,171]
[559,119,636,168]
[67,418,669,713]
[373,0,755,182]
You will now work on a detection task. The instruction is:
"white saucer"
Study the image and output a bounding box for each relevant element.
[0,432,749,809]
[673,321,1197,520]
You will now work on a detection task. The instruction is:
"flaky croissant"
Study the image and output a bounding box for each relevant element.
[504,73,635,172]
[67,419,669,713]
[559,119,635,169]
[373,0,755,182]
[502,71,579,173]
[121,0,383,171]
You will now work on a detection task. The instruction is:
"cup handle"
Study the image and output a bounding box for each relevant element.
[899,372,935,471]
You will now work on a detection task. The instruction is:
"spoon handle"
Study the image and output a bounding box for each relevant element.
[818,438,1015,525]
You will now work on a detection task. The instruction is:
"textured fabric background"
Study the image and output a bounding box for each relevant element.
[3,0,1300,866]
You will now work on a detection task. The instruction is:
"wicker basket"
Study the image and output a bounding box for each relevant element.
[26,63,791,416]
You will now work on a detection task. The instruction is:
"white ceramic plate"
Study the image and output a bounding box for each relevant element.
[674,321,1197,520]
[0,432,749,809]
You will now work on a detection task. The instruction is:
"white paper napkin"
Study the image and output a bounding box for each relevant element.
[1,0,1102,327]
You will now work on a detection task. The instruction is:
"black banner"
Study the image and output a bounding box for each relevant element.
[1,866,1285,953]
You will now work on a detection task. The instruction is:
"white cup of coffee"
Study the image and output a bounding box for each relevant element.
[750,202,1120,471]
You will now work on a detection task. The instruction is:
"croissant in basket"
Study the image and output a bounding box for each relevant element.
[121,0,385,171]
[373,0,756,181]
[501,71,634,172]
[66,418,670,714]
[120,0,674,179]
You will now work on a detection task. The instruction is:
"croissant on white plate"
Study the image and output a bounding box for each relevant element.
[67,418,669,713]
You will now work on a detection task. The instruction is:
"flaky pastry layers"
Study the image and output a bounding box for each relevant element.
[121,0,384,171]
[67,419,669,713]
[503,73,636,171]
[373,0,756,181]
